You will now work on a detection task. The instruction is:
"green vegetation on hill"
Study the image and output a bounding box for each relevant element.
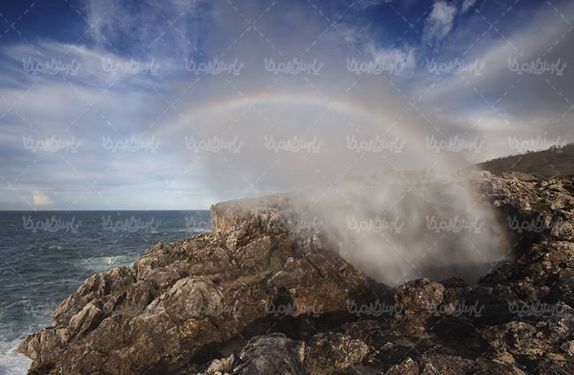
[479,144,574,177]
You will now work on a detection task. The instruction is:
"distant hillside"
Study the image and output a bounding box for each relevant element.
[479,144,574,177]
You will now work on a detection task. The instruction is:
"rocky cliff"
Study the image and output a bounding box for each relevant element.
[20,171,574,374]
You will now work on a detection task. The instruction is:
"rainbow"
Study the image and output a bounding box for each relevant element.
[151,91,462,174]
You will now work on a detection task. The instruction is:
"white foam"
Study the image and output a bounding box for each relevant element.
[0,339,31,375]
[77,255,135,272]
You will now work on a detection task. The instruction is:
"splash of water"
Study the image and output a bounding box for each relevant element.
[159,94,509,285]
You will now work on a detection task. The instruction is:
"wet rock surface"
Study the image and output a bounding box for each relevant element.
[20,172,574,374]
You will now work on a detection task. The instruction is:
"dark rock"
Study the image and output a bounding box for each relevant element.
[231,334,305,375]
[392,278,445,336]
[18,172,574,374]
[305,332,369,374]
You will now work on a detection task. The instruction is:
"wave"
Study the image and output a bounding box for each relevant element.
[0,339,31,375]
[168,227,210,233]
[77,255,136,272]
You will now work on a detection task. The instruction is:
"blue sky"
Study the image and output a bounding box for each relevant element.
[0,0,573,210]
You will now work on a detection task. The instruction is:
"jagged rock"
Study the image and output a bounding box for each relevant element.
[231,334,305,375]
[204,354,234,375]
[392,278,445,335]
[414,353,525,375]
[386,357,419,375]
[305,333,369,374]
[484,311,574,358]
[19,197,374,375]
[18,172,574,374]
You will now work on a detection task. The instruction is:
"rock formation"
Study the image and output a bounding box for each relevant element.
[20,170,574,374]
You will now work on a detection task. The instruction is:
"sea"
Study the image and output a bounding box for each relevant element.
[0,210,211,375]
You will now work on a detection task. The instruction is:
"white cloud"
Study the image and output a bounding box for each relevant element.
[368,44,417,75]
[354,0,385,9]
[413,0,574,162]
[419,0,574,113]
[84,0,203,59]
[423,1,457,42]
[461,0,477,14]
[2,0,573,210]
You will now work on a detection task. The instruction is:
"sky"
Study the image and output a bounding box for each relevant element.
[0,0,573,210]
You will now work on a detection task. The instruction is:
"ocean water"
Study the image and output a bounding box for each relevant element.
[0,210,211,375]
